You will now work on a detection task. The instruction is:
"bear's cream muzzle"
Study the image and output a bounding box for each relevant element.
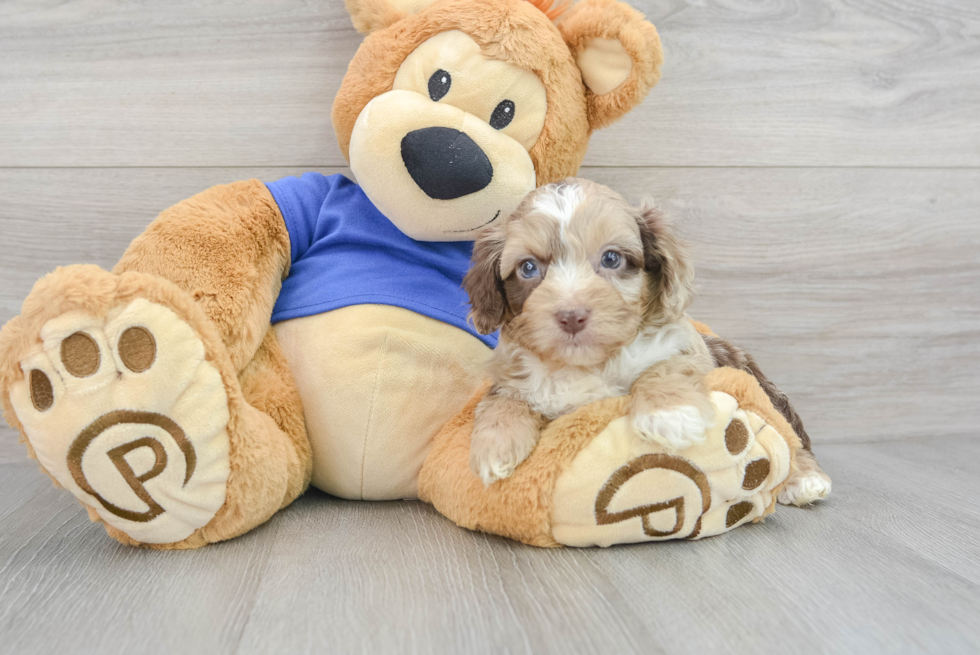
[349,89,536,242]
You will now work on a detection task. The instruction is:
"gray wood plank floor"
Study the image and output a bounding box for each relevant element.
[1,0,978,653]
[1,428,978,655]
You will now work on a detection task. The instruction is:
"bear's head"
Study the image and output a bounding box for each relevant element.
[333,0,663,241]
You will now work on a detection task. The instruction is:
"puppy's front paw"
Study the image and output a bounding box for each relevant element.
[778,469,832,506]
[631,406,707,451]
[469,422,539,486]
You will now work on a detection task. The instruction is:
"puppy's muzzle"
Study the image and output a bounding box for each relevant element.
[401,127,493,200]
[556,308,591,335]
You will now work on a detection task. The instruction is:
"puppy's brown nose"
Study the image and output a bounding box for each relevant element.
[556,308,590,335]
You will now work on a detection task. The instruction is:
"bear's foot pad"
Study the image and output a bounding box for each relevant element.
[9,298,231,544]
[551,391,792,547]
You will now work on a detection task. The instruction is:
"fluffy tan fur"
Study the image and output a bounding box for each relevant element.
[333,0,663,187]
[344,0,417,33]
[0,195,311,548]
[114,180,291,371]
[558,0,663,130]
[238,329,314,509]
[527,0,573,20]
[419,381,629,547]
[418,367,801,546]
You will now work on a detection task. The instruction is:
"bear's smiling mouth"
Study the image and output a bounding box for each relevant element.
[445,210,501,234]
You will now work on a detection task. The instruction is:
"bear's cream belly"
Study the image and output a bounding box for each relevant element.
[274,304,491,500]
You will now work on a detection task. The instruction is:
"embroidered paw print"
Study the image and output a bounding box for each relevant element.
[8,299,232,544]
[549,391,793,547]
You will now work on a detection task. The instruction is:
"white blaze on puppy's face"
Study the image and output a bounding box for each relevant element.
[533,182,584,233]
[497,180,650,367]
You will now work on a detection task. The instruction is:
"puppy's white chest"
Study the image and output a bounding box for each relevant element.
[522,370,628,420]
[514,324,691,419]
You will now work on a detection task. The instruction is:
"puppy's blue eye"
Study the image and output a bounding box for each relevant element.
[519,260,540,279]
[428,69,451,102]
[601,250,622,269]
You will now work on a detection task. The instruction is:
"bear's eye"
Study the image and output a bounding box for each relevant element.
[428,69,452,102]
[490,100,515,130]
[600,250,623,270]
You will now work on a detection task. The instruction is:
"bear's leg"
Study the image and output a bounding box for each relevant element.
[0,267,311,548]
[0,180,312,547]
[235,327,313,513]
[113,179,291,373]
[421,368,807,547]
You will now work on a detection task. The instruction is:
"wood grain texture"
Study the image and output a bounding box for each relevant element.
[583,438,980,654]
[0,427,25,466]
[1,0,979,167]
[0,438,977,654]
[0,461,281,655]
[2,166,977,444]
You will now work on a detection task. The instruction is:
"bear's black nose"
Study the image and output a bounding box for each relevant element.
[401,127,493,200]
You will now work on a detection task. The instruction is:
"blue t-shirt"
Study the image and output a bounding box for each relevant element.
[266,173,497,348]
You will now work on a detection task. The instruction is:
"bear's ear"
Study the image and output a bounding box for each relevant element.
[343,0,439,34]
[558,0,663,131]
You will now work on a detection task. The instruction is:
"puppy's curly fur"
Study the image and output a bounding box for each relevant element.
[464,178,715,485]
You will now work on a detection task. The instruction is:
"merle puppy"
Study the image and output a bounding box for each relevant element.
[463,178,831,505]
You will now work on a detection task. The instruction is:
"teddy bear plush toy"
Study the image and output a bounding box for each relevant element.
[0,0,829,549]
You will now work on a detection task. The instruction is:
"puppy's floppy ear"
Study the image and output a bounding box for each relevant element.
[558,0,663,131]
[637,203,695,322]
[343,0,438,34]
[464,226,508,335]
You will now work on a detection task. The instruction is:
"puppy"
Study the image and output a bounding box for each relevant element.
[464,178,715,485]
